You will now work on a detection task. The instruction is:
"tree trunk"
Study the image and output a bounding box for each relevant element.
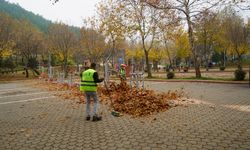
[166,49,172,66]
[153,60,159,72]
[237,55,242,70]
[193,55,201,78]
[145,50,152,78]
[25,67,29,78]
[223,50,226,67]
[204,42,209,71]
[111,38,116,68]
[186,13,201,78]
[63,58,68,77]
[164,40,172,66]
[206,58,209,71]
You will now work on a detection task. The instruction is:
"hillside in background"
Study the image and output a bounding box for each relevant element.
[0,0,80,33]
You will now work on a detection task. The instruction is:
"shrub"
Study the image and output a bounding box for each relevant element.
[167,72,175,79]
[27,58,39,69]
[234,69,246,81]
[219,66,225,71]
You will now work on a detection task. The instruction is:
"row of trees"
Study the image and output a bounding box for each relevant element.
[0,12,110,77]
[0,13,46,77]
[1,0,250,79]
[95,0,250,78]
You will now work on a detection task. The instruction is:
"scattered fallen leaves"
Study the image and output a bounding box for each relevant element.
[35,81,85,103]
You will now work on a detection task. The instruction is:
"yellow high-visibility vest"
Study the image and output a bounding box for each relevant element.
[80,69,97,92]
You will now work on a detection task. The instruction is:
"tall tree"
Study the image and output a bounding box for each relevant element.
[80,27,106,64]
[48,22,77,76]
[80,17,106,64]
[15,20,45,77]
[118,0,166,78]
[97,0,126,66]
[0,12,17,73]
[195,10,218,71]
[156,5,179,67]
[0,13,16,59]
[174,29,191,63]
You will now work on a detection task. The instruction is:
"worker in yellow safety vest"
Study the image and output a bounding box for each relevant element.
[80,63,104,121]
[119,64,126,80]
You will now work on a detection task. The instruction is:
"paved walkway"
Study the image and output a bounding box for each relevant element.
[0,80,249,150]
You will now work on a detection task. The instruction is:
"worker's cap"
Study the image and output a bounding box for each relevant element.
[120,64,126,67]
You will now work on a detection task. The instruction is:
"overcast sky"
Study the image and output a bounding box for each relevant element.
[6,0,101,27]
[5,0,250,28]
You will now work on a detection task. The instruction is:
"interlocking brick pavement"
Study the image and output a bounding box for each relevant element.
[0,80,249,150]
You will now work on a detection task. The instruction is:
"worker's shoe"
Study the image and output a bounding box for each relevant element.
[92,115,102,122]
[86,116,90,121]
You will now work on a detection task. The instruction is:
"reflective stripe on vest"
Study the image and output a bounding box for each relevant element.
[80,69,97,91]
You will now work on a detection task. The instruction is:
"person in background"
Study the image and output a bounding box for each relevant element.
[119,64,126,80]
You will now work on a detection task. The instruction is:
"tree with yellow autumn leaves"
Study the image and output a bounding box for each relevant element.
[215,7,250,70]
[0,13,17,73]
[97,0,126,66]
[47,22,78,77]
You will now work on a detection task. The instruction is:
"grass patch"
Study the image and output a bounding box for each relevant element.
[180,77,234,81]
[145,76,236,81]
[0,70,38,82]
[145,76,166,80]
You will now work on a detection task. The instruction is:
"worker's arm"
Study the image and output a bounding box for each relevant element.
[93,72,104,83]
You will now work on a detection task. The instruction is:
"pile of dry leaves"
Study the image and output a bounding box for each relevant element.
[36,80,185,117]
[97,81,184,117]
